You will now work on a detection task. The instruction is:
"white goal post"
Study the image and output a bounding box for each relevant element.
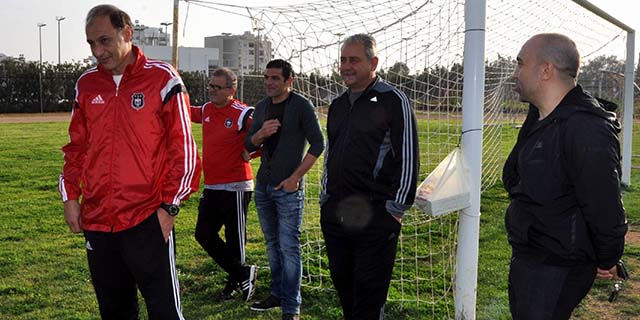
[457,1,634,318]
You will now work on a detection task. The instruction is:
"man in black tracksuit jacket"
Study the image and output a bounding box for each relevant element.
[320,34,419,319]
[504,33,627,319]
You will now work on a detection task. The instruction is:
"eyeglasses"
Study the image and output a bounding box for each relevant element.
[209,84,231,91]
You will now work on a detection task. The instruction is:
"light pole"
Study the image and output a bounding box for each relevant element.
[37,22,46,113]
[160,22,172,45]
[334,32,344,69]
[133,20,148,50]
[402,37,411,63]
[56,16,65,64]
[422,44,429,72]
[204,54,208,76]
[297,36,305,74]
[253,26,264,73]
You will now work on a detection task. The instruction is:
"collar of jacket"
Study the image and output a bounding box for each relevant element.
[339,76,381,102]
[96,45,147,77]
[261,90,302,112]
[522,84,620,136]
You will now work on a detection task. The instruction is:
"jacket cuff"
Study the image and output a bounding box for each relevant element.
[598,257,621,271]
[245,140,260,153]
[598,261,616,271]
[319,193,329,207]
[62,194,79,202]
[162,195,180,206]
[386,200,411,218]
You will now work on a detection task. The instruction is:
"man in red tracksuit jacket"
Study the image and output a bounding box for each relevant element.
[58,5,200,320]
[191,67,259,303]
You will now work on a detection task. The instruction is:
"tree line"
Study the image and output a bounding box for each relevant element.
[0,54,637,114]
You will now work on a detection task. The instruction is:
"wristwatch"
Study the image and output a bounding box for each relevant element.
[160,203,180,217]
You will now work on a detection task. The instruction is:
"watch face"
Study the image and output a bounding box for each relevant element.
[162,204,179,216]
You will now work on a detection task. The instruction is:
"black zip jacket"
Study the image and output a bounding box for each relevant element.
[321,77,419,218]
[503,85,627,269]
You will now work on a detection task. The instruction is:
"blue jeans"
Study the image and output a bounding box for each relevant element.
[254,183,304,314]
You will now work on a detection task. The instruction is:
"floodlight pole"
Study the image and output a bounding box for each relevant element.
[456,0,485,319]
[38,22,47,113]
[402,37,411,64]
[56,16,65,64]
[254,25,265,73]
[334,32,344,61]
[161,22,172,45]
[297,36,305,74]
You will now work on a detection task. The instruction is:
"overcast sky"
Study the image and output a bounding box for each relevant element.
[1,0,638,64]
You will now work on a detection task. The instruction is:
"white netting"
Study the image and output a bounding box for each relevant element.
[486,0,629,119]
[183,0,631,317]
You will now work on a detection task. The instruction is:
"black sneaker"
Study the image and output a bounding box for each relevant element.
[215,279,239,301]
[240,265,257,302]
[250,294,281,311]
[282,313,300,320]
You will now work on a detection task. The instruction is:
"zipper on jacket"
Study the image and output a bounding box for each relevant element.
[336,96,355,197]
[108,78,119,229]
[113,72,122,96]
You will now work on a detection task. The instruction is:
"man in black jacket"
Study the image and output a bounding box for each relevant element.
[503,33,627,319]
[320,34,419,319]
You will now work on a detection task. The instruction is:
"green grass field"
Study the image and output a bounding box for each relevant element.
[0,120,638,319]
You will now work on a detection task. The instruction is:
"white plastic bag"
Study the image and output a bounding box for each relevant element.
[414,147,470,216]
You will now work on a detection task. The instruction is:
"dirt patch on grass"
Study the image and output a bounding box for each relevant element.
[626,229,640,247]
[0,113,70,123]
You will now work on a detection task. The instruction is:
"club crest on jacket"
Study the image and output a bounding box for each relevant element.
[131,93,145,110]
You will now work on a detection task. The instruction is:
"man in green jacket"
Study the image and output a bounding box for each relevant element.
[245,59,325,320]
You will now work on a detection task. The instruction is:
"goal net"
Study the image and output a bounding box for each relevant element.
[184,0,632,317]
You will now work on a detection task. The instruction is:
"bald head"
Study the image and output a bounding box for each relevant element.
[527,33,580,80]
[513,33,580,117]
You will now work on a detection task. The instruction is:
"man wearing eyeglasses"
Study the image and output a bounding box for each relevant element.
[245,59,325,320]
[191,67,258,303]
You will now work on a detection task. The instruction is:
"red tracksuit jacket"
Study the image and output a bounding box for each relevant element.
[191,99,256,185]
[59,46,201,232]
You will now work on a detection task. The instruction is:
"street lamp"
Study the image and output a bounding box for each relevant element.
[37,22,46,113]
[161,22,172,46]
[204,54,208,76]
[297,36,305,74]
[422,44,430,72]
[253,26,264,72]
[401,37,411,64]
[133,20,148,48]
[56,16,66,64]
[334,32,344,57]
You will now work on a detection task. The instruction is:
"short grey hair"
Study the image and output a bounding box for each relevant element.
[212,67,238,90]
[535,33,581,79]
[86,4,133,31]
[342,33,377,61]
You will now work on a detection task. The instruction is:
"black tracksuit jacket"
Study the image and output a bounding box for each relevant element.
[321,77,419,218]
[502,85,627,269]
